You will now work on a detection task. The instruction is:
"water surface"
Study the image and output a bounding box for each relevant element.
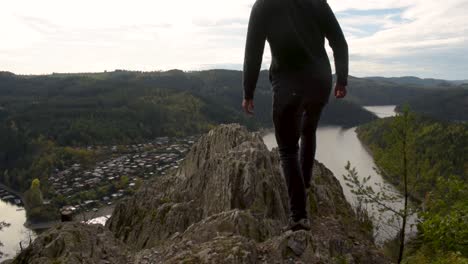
[0,200,35,261]
[263,105,415,242]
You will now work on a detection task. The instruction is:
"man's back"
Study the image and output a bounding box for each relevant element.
[242,0,348,101]
[241,0,349,230]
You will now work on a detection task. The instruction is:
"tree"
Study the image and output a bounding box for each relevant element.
[344,106,417,263]
[26,178,44,208]
[23,178,59,223]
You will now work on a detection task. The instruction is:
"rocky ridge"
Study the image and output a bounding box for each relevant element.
[8,123,390,264]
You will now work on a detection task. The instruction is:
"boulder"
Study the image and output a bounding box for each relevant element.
[10,222,129,264]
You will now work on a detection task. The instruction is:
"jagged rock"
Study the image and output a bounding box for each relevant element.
[10,222,129,264]
[135,234,259,264]
[179,209,282,243]
[107,123,290,250]
[11,123,390,263]
[109,123,389,263]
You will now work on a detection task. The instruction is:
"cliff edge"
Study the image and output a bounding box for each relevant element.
[8,123,390,264]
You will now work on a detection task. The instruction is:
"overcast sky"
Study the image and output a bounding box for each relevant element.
[1,0,467,79]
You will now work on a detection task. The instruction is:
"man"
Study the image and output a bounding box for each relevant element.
[241,0,348,231]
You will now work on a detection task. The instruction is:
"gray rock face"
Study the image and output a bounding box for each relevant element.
[107,124,290,250]
[10,222,129,264]
[11,123,390,264]
[109,123,389,263]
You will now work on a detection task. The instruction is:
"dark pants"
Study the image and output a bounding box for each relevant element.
[270,72,330,221]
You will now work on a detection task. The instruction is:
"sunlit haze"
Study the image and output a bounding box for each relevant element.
[1,0,467,79]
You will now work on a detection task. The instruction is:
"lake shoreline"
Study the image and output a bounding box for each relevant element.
[261,105,416,243]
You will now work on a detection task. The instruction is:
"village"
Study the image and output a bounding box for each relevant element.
[48,134,201,216]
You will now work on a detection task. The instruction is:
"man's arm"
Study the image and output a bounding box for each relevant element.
[321,1,348,86]
[242,0,267,100]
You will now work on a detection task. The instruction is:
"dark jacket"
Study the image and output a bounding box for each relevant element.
[242,0,348,100]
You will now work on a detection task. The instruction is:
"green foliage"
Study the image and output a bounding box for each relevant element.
[0,69,390,194]
[133,178,143,190]
[31,178,40,189]
[345,107,418,263]
[418,177,468,257]
[382,236,401,262]
[343,161,414,261]
[343,76,435,106]
[0,135,98,193]
[114,175,129,190]
[58,147,96,168]
[357,114,467,201]
[356,110,468,262]
[395,88,468,122]
[23,178,58,222]
[421,207,468,255]
[24,179,44,208]
[97,186,111,197]
[403,247,468,264]
[375,106,416,181]
[0,70,382,149]
[26,205,58,223]
[79,190,97,201]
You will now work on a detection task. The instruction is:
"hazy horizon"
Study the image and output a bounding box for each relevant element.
[2,0,468,79]
[2,68,468,82]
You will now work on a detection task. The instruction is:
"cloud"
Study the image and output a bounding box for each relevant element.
[0,0,467,79]
[334,0,468,78]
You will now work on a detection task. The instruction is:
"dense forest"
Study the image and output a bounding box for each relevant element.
[357,114,466,200]
[395,88,467,122]
[2,70,465,149]
[356,114,467,262]
[0,70,379,146]
[0,69,377,194]
[354,76,468,122]
[0,69,466,220]
[364,76,466,87]
[345,76,468,115]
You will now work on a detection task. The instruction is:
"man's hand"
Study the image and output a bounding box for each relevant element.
[242,99,255,115]
[334,83,347,99]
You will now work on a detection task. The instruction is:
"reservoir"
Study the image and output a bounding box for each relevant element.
[0,199,35,261]
[263,105,415,242]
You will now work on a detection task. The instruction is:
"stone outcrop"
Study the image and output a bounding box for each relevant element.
[107,124,289,250]
[9,123,390,264]
[9,222,129,264]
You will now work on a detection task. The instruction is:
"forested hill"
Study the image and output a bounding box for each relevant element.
[344,75,467,107]
[361,76,468,122]
[1,69,465,148]
[395,88,468,122]
[0,69,377,147]
[364,76,467,87]
[356,115,467,262]
[357,115,467,200]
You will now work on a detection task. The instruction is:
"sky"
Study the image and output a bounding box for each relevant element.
[1,0,467,79]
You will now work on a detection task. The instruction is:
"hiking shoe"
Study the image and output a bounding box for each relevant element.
[283,218,311,232]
